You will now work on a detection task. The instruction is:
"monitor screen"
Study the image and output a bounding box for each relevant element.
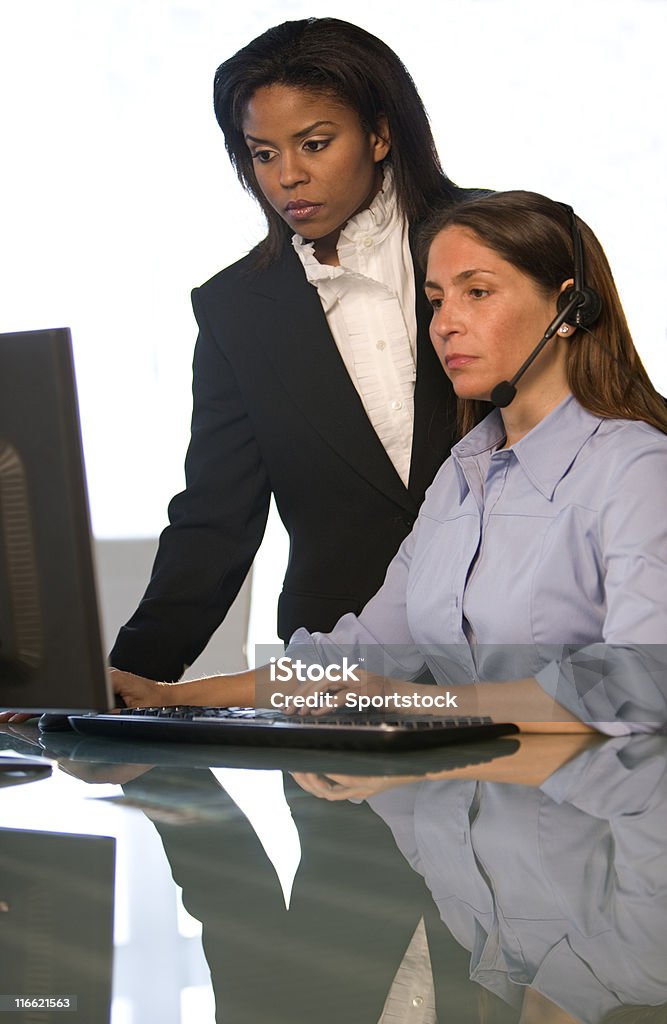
[0,328,111,712]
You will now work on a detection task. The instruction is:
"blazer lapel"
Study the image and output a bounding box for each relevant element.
[249,245,415,512]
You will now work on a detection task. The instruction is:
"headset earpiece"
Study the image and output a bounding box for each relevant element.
[556,284,602,329]
[556,206,603,329]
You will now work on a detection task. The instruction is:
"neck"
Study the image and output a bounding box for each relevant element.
[313,233,341,266]
[496,342,570,446]
[499,381,571,447]
[310,166,386,268]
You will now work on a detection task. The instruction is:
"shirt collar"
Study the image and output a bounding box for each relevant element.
[452,395,605,502]
[336,166,399,251]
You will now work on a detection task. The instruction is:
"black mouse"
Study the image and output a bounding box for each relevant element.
[38,713,75,732]
[38,691,127,731]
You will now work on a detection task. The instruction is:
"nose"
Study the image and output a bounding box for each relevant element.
[429,296,463,343]
[279,150,309,189]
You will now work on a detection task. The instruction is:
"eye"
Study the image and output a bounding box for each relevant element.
[251,149,276,164]
[302,138,330,153]
[427,296,443,311]
[468,287,489,299]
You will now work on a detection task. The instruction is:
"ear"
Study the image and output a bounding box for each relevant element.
[556,278,577,337]
[371,114,391,163]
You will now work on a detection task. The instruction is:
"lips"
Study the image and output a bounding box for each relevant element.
[285,200,323,221]
[445,354,478,370]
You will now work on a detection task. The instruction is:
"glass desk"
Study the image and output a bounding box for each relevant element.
[1,725,666,1024]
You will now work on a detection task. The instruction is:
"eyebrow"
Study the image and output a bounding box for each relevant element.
[244,120,339,145]
[424,268,497,290]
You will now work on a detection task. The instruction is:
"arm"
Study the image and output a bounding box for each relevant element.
[110,286,271,681]
[109,466,427,707]
[292,733,603,801]
[535,436,667,733]
[110,663,287,709]
[111,666,257,708]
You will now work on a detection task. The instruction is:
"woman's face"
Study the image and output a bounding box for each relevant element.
[425,225,569,405]
[242,84,390,262]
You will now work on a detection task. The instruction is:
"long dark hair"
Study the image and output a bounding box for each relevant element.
[213,18,455,266]
[419,190,667,437]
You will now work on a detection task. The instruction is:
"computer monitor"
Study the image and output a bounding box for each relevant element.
[0,327,112,713]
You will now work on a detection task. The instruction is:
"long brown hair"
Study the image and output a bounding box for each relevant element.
[213,18,457,267]
[419,190,667,438]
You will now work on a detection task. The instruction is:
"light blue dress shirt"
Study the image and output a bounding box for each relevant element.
[288,395,667,732]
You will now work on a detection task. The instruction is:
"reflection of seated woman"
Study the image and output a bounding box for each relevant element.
[113,192,667,733]
[365,733,667,1023]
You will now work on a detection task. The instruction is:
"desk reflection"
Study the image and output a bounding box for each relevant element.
[1,728,666,1023]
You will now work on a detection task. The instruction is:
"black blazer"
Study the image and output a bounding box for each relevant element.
[111,237,458,680]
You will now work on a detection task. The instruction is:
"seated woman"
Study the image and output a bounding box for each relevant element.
[113,191,667,734]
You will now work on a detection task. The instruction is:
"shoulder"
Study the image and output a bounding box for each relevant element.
[196,249,260,294]
[561,409,667,489]
[193,240,306,308]
[188,239,320,360]
[578,417,667,518]
[591,416,667,464]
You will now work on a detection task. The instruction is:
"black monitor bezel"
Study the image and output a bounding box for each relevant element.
[0,327,112,712]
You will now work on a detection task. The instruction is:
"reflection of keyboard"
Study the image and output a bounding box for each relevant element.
[69,706,518,752]
[40,731,521,777]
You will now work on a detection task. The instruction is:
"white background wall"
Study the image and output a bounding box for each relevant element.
[1,0,666,652]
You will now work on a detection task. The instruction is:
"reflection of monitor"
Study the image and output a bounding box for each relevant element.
[0,328,111,713]
[0,827,115,1022]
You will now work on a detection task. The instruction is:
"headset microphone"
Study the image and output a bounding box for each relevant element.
[491,205,602,409]
[490,292,587,408]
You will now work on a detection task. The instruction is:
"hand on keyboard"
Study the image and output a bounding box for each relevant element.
[288,668,387,718]
[110,668,179,710]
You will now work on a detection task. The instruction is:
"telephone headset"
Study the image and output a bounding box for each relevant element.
[490,204,603,409]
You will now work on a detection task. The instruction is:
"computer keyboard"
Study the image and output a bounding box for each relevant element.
[69,706,519,752]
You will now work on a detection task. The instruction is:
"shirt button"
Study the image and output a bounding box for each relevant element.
[391,400,403,411]
[376,340,386,351]
[412,996,424,1007]
[363,237,373,247]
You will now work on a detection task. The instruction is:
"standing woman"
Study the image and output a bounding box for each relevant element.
[103,22,471,1023]
[109,17,469,681]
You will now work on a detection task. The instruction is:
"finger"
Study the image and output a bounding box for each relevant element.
[290,679,348,716]
[120,692,151,709]
[290,772,348,799]
[290,772,330,796]
[297,682,369,717]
